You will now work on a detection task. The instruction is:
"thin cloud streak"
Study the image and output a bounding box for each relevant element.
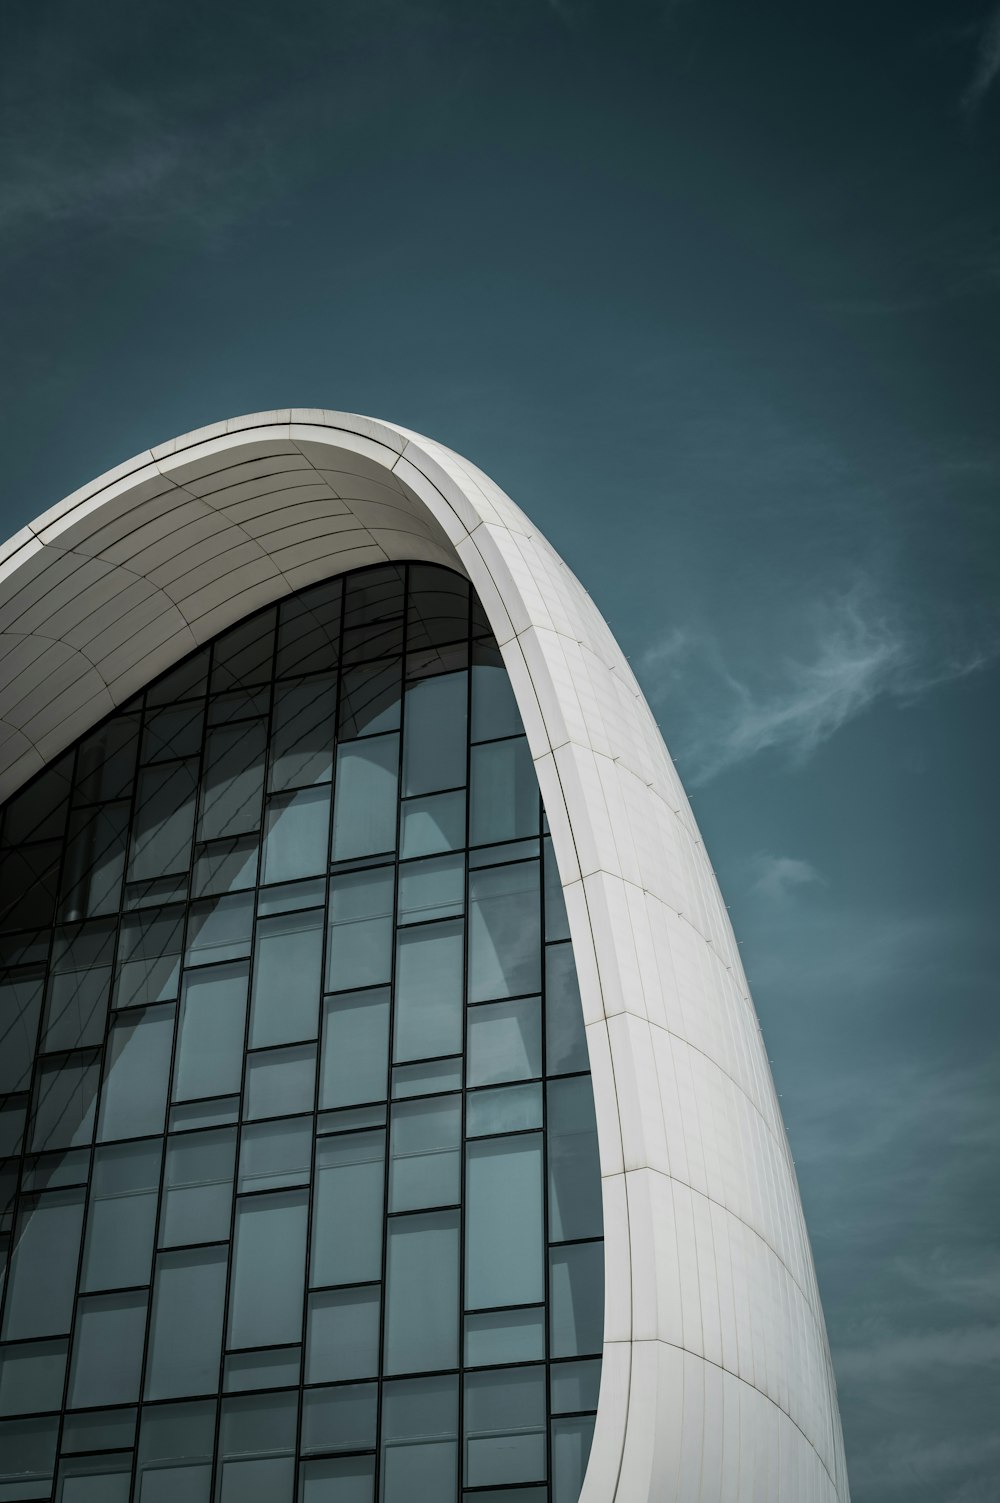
[962,3,1000,114]
[640,579,999,784]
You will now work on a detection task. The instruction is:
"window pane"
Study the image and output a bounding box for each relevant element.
[192,836,259,898]
[228,1191,308,1349]
[61,1408,136,1451]
[55,1454,131,1502]
[136,1398,215,1503]
[549,1242,604,1358]
[82,1141,160,1290]
[238,1118,311,1193]
[97,1003,174,1141]
[244,1045,315,1120]
[224,1347,300,1392]
[0,1416,57,1497]
[0,1190,83,1346]
[142,703,204,763]
[185,893,253,967]
[75,714,140,802]
[68,1291,147,1406]
[268,676,335,790]
[545,944,588,1075]
[470,737,537,846]
[550,1358,601,1413]
[310,1131,384,1287]
[161,1128,236,1246]
[407,566,469,649]
[466,1083,542,1138]
[262,788,330,884]
[471,644,521,742]
[464,1366,546,1487]
[393,919,463,1062]
[320,988,389,1109]
[299,1456,373,1503]
[301,1383,377,1455]
[128,761,198,880]
[1,974,43,1090]
[44,921,115,1051]
[466,1136,543,1310]
[306,1288,380,1383]
[397,854,464,924]
[391,1057,462,1098]
[467,997,542,1087]
[145,1246,228,1400]
[0,1340,66,1417]
[402,672,467,796]
[399,790,465,859]
[174,961,249,1102]
[199,721,267,840]
[60,804,129,920]
[326,869,393,992]
[331,735,398,860]
[389,1096,461,1212]
[468,862,540,1002]
[30,1051,99,1152]
[276,580,341,677]
[464,1307,545,1368]
[384,1209,459,1374]
[114,905,183,1007]
[338,660,401,740]
[547,1077,602,1242]
[552,1414,596,1503]
[249,909,323,1048]
[380,1375,457,1503]
[212,610,275,692]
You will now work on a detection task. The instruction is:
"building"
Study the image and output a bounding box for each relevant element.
[0,411,849,1503]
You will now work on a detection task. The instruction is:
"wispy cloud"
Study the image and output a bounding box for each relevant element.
[962,4,1000,114]
[749,852,825,903]
[640,577,998,784]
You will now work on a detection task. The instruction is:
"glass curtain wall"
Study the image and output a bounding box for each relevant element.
[0,563,604,1503]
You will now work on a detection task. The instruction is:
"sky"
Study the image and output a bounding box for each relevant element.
[1,2,998,1497]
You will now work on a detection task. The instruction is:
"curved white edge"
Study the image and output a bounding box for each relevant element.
[0,410,849,1502]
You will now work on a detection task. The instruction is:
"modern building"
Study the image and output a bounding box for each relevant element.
[0,412,849,1503]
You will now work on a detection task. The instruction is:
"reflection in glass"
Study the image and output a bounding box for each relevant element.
[161,1128,235,1246]
[311,1131,385,1288]
[402,672,467,797]
[394,919,463,1062]
[466,1135,544,1311]
[228,1191,308,1349]
[145,1246,228,1400]
[384,1210,459,1374]
[68,1290,147,1406]
[306,1287,380,1383]
[174,961,249,1101]
[468,862,540,1002]
[82,1140,160,1290]
[97,1003,173,1141]
[1,1190,83,1346]
[249,908,323,1047]
[470,736,538,846]
[331,734,398,860]
[320,988,390,1109]
[326,868,393,992]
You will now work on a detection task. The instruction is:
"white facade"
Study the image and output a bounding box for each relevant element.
[0,410,849,1502]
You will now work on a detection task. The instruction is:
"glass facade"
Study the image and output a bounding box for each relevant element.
[0,563,604,1503]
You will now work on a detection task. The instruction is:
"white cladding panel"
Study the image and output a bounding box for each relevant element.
[0,411,849,1503]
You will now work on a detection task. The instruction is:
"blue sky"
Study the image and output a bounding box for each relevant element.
[1,3,998,1497]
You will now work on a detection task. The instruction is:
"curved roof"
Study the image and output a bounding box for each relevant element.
[0,411,849,1502]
